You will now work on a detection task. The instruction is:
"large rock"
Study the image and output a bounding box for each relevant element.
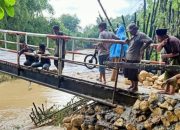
[88,125,95,130]
[139,100,149,112]
[63,116,72,123]
[158,101,173,110]
[63,123,72,130]
[124,78,131,85]
[175,123,180,130]
[148,93,158,103]
[113,118,124,127]
[133,99,141,110]
[71,115,84,127]
[146,77,155,82]
[143,80,153,86]
[174,108,180,120]
[151,107,163,116]
[138,70,150,83]
[161,116,170,127]
[113,105,124,115]
[126,123,137,130]
[164,111,178,123]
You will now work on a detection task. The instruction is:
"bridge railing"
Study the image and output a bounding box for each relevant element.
[0,29,125,75]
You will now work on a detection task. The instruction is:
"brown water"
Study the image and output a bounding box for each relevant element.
[0,49,95,130]
[0,79,73,130]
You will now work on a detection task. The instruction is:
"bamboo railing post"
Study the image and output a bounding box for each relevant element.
[143,0,147,33]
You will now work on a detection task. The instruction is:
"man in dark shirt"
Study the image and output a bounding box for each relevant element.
[18,39,38,66]
[155,29,180,93]
[52,25,65,70]
[31,43,51,70]
[124,23,153,92]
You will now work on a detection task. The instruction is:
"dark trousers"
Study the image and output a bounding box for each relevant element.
[54,55,65,69]
[124,60,140,81]
[31,62,50,70]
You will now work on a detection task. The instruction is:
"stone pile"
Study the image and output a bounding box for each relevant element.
[62,93,180,130]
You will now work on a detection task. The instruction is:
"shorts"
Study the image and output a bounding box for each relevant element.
[124,60,140,81]
[98,54,108,74]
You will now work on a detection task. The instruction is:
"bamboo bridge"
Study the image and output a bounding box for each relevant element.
[0,29,179,106]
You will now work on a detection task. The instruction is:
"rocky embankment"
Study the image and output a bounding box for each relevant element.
[62,93,180,130]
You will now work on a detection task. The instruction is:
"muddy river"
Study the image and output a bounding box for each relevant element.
[0,49,95,130]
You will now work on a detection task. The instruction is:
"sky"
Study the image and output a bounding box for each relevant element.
[47,0,143,28]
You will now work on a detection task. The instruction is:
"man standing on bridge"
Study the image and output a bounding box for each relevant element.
[124,23,153,92]
[52,25,66,71]
[97,22,125,84]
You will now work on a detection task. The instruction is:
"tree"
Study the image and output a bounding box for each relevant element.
[59,14,80,33]
[0,0,16,20]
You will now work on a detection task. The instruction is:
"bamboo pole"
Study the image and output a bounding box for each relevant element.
[143,0,147,33]
[145,13,151,34]
[121,15,129,39]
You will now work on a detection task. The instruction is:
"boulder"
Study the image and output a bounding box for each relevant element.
[72,127,79,130]
[148,92,158,103]
[174,108,180,120]
[113,118,124,127]
[63,123,72,130]
[81,123,88,130]
[161,116,170,127]
[133,99,141,110]
[146,77,155,82]
[88,125,95,130]
[164,97,177,106]
[113,105,124,115]
[164,111,178,123]
[151,107,163,116]
[143,81,153,86]
[175,123,180,130]
[71,115,84,127]
[126,123,137,130]
[158,101,173,110]
[63,116,72,123]
[124,78,132,85]
[152,75,158,80]
[144,120,153,129]
[139,100,149,112]
[137,115,146,122]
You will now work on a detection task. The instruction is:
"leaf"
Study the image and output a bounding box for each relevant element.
[4,0,16,6]
[5,6,14,17]
[0,7,4,19]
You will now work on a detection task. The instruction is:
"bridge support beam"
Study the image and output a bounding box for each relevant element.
[0,61,138,106]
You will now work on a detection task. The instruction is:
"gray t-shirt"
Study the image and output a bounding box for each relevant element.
[126,32,152,61]
[98,30,118,55]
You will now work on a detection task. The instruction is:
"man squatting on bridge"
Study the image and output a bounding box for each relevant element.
[18,39,38,66]
[124,23,153,92]
[97,22,125,84]
[31,43,51,70]
[154,29,180,95]
[52,25,66,72]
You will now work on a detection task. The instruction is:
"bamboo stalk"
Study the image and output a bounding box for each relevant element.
[143,0,146,33]
[134,12,137,24]
[145,13,151,34]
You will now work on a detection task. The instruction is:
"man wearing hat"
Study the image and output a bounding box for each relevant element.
[52,25,66,71]
[155,28,180,94]
[124,23,153,92]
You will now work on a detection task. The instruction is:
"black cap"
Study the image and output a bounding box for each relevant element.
[39,43,46,50]
[98,22,107,29]
[156,29,167,36]
[53,25,59,30]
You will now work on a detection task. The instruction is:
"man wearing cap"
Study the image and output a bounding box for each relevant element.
[52,25,66,71]
[155,28,180,94]
[124,23,153,92]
